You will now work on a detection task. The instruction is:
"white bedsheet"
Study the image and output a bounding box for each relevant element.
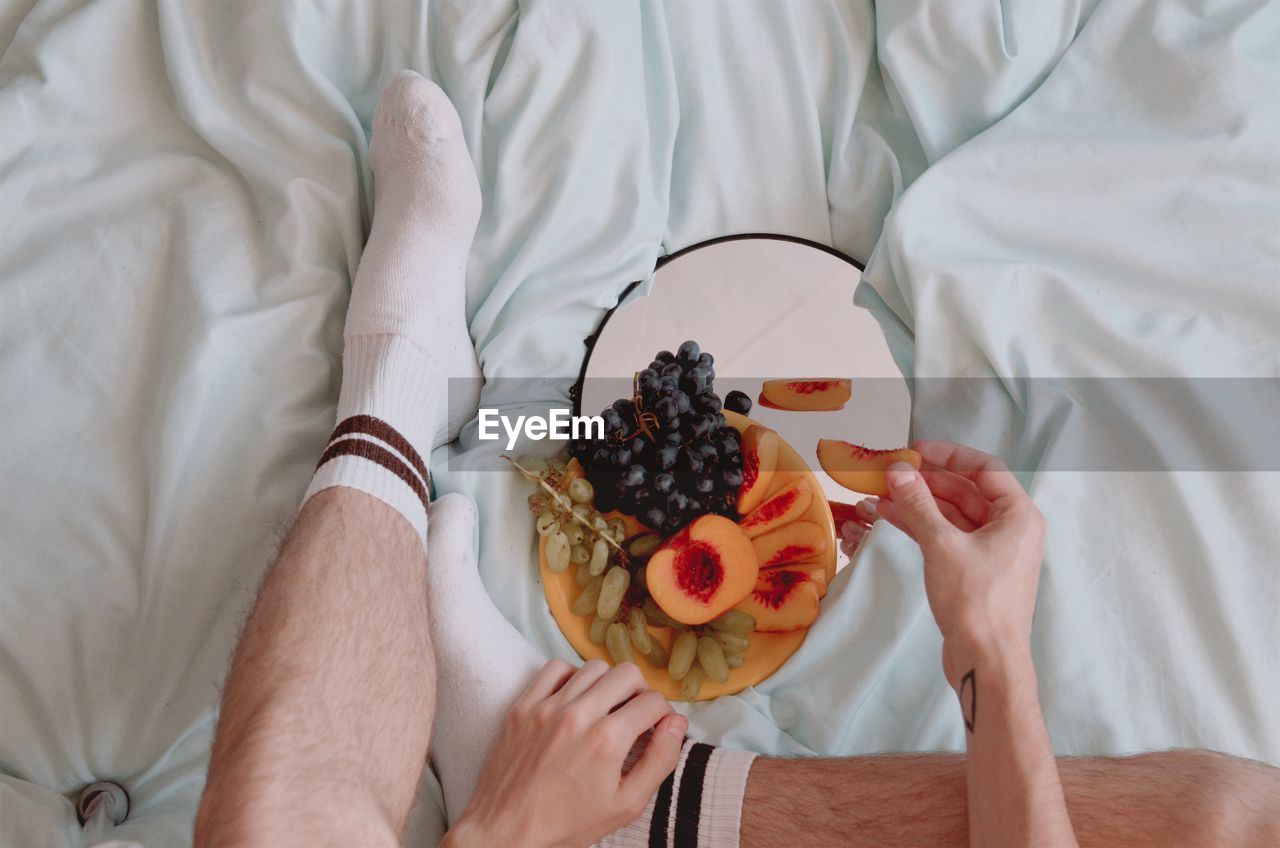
[1,1,1276,845]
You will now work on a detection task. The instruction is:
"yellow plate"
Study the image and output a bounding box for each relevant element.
[540,410,837,701]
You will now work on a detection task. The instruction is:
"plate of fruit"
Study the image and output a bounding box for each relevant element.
[513,340,836,701]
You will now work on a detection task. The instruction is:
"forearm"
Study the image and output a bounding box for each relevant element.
[196,490,436,847]
[959,641,1077,848]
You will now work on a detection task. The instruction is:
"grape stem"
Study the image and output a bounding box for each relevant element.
[632,371,659,443]
[504,455,631,562]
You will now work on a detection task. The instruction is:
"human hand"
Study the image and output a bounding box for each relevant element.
[870,441,1046,690]
[444,659,687,848]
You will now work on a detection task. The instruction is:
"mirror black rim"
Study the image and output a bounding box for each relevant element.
[570,233,866,416]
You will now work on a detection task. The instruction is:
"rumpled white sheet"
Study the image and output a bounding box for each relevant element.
[1,1,1276,845]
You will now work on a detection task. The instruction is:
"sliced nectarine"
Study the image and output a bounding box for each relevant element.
[646,515,758,626]
[828,501,860,527]
[751,520,829,568]
[738,477,813,539]
[735,569,821,632]
[758,379,852,411]
[736,425,780,515]
[762,560,829,597]
[816,439,922,497]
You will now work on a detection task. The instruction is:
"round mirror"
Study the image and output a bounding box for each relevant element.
[577,235,912,573]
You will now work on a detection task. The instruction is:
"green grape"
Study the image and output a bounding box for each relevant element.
[712,630,750,654]
[517,454,549,476]
[627,608,653,654]
[725,652,745,669]
[571,503,591,521]
[591,515,609,532]
[596,566,630,620]
[527,493,549,515]
[628,534,662,558]
[668,631,698,681]
[645,640,668,668]
[588,538,609,576]
[605,622,634,664]
[588,615,610,645]
[546,531,571,573]
[549,457,568,476]
[575,563,595,588]
[680,665,706,700]
[536,511,559,536]
[563,522,585,546]
[708,610,756,633]
[570,543,590,564]
[568,477,594,504]
[572,576,603,616]
[643,599,682,629]
[607,518,626,539]
[697,636,730,684]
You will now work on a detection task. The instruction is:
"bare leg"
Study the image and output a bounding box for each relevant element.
[194,490,432,847]
[742,749,1279,848]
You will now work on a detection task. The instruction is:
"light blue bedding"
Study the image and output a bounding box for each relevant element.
[1,1,1276,845]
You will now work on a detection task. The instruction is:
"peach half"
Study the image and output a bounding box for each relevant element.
[736,424,780,515]
[758,379,852,412]
[751,520,829,568]
[816,440,922,497]
[646,515,759,626]
[734,569,821,632]
[737,477,813,539]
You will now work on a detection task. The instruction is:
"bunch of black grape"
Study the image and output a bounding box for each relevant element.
[569,340,749,534]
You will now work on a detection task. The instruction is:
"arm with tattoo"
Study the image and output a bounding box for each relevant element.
[876,441,1078,848]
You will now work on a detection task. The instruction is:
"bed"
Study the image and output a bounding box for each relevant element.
[1,1,1276,845]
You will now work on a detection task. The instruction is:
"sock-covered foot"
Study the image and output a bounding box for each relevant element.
[304,71,484,544]
[423,493,546,821]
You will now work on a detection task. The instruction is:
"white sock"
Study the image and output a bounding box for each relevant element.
[424,495,757,845]
[422,493,547,821]
[304,70,484,544]
[597,741,757,848]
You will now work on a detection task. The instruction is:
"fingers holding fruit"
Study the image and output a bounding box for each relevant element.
[876,442,1045,682]
[879,462,958,548]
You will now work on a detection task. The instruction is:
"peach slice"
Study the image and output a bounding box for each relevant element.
[751,520,828,568]
[758,379,852,412]
[762,560,829,597]
[828,500,860,528]
[646,515,759,625]
[816,439,922,496]
[738,477,813,539]
[734,569,821,632]
[736,425,780,515]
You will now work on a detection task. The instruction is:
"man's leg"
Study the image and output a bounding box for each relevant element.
[195,490,431,846]
[197,68,483,846]
[741,748,1279,848]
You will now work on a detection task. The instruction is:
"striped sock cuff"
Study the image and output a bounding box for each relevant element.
[303,414,431,545]
[598,741,756,848]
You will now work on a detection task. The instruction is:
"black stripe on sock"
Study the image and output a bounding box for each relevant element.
[672,743,714,848]
[328,415,430,489]
[315,437,430,516]
[649,770,676,848]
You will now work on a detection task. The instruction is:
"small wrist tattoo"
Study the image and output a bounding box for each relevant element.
[960,669,977,733]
